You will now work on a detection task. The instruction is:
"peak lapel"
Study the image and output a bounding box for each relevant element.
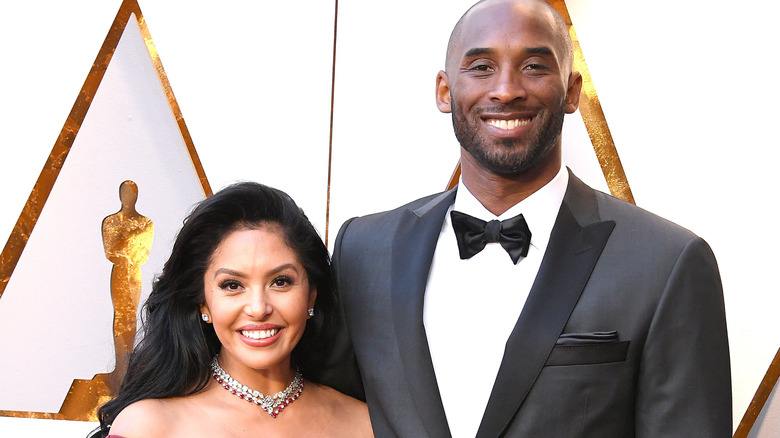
[476,178,616,438]
[390,190,455,438]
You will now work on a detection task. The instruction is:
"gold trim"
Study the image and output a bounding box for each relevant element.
[0,0,209,421]
[561,13,634,203]
[446,0,634,205]
[325,0,339,247]
[137,8,212,198]
[734,347,780,438]
[446,164,461,191]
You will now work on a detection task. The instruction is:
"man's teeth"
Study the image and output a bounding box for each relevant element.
[487,118,531,130]
[241,329,279,339]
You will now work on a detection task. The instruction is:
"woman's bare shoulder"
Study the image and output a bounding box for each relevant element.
[108,399,175,437]
[310,383,373,437]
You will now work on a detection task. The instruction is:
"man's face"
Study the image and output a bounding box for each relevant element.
[436,0,581,176]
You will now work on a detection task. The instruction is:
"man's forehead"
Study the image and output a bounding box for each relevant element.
[455,2,561,57]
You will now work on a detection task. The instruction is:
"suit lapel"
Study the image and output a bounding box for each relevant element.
[391,190,456,438]
[476,175,616,438]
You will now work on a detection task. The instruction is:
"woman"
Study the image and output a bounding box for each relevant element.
[92,182,371,437]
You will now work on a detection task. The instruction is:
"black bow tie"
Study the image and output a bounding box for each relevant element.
[450,210,532,264]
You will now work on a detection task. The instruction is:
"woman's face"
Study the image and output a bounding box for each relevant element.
[200,226,316,376]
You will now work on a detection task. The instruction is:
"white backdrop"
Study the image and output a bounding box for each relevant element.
[1,0,778,435]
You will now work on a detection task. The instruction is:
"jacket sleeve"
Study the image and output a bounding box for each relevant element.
[635,236,732,436]
[317,217,366,401]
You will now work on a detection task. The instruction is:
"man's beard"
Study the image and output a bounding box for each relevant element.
[451,101,566,175]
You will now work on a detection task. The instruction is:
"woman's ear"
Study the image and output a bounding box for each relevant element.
[307,289,318,319]
[200,304,211,323]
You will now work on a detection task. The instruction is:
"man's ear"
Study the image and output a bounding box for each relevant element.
[436,71,452,113]
[564,71,583,114]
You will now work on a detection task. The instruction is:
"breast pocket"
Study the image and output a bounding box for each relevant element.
[545,331,629,366]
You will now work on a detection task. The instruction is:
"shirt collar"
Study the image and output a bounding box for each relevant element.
[451,164,569,251]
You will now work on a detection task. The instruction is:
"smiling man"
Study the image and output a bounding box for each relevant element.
[329,0,732,436]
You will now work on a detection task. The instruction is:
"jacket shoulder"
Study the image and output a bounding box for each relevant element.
[333,191,450,255]
[593,189,700,240]
[341,191,448,231]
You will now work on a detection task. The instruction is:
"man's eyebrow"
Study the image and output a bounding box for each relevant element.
[463,47,495,59]
[462,46,554,60]
[526,46,554,56]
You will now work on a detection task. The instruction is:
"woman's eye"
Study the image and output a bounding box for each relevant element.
[219,280,242,291]
[272,276,294,288]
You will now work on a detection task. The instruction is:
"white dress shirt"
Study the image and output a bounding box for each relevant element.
[423,165,568,437]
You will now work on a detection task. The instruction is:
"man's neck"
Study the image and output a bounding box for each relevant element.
[460,151,562,216]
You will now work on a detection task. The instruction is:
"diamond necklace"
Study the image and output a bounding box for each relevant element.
[210,355,304,418]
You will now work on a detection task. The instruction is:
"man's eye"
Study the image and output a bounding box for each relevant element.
[524,63,547,71]
[470,64,493,72]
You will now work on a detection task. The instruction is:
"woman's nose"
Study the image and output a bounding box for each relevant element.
[244,288,272,319]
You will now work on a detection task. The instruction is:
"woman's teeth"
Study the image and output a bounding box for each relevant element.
[241,329,279,339]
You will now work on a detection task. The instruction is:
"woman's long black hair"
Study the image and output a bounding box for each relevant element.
[91,182,336,437]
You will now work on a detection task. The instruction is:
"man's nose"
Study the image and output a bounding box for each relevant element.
[489,68,527,103]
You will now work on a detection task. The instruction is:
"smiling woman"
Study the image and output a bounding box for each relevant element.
[89,182,372,437]
[199,226,316,415]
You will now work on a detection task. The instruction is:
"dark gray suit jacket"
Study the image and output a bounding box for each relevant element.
[329,172,731,437]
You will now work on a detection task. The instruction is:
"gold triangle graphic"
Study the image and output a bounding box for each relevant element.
[0,0,210,422]
[446,0,635,206]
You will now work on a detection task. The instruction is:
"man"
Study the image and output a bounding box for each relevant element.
[330,0,731,436]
